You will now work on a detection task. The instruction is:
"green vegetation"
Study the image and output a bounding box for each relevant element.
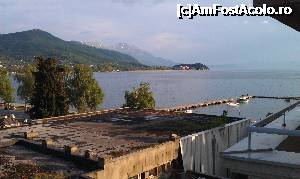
[14,57,105,118]
[139,118,227,136]
[92,63,170,72]
[0,67,15,104]
[0,29,145,68]
[0,29,211,72]
[14,64,36,103]
[68,64,104,112]
[29,57,69,119]
[124,82,155,110]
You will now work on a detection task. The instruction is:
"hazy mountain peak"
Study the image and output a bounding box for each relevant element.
[0,29,143,67]
[82,41,176,67]
[114,43,139,51]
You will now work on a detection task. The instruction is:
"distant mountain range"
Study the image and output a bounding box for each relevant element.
[0,29,144,68]
[82,42,177,67]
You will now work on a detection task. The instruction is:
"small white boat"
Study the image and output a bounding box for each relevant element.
[227,102,239,107]
[185,110,193,113]
[237,96,250,103]
[237,99,249,103]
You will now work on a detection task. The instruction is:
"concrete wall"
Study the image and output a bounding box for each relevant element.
[83,141,180,179]
[16,139,102,171]
[83,119,251,179]
[0,139,17,148]
[180,119,251,176]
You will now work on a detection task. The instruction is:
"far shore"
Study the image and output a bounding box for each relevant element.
[95,69,210,73]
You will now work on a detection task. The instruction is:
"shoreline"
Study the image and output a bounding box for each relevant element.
[94,69,210,73]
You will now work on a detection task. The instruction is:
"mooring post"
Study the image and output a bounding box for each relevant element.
[248,129,252,151]
[282,113,286,127]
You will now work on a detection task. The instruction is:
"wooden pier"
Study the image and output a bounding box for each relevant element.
[159,95,300,112]
[159,96,253,112]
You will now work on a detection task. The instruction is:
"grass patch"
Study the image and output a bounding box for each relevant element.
[138,117,227,136]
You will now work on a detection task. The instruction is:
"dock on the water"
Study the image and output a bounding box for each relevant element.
[253,96,300,100]
[159,95,300,112]
[159,95,253,112]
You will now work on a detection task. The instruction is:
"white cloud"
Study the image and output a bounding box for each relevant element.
[147,33,180,50]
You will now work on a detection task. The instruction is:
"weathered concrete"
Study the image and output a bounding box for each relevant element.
[24,131,39,139]
[0,139,17,148]
[83,141,180,179]
[223,151,300,179]
[0,109,246,178]
[41,138,53,148]
[64,145,79,155]
[16,139,103,171]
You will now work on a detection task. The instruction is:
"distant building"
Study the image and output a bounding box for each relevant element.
[173,63,209,70]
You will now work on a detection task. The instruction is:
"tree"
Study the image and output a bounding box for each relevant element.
[14,64,36,103]
[68,64,104,112]
[29,57,69,119]
[0,67,15,104]
[124,82,155,110]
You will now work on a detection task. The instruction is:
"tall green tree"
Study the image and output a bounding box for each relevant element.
[68,64,104,112]
[124,82,155,110]
[29,57,69,119]
[0,67,15,104]
[14,64,36,103]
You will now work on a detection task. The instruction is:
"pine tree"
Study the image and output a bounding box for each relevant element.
[29,57,69,119]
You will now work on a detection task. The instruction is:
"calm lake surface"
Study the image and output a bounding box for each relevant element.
[95,70,300,119]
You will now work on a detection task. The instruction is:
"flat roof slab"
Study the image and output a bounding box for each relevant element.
[1,110,239,159]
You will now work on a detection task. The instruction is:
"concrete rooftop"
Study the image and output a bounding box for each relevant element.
[0,110,241,160]
[0,144,88,176]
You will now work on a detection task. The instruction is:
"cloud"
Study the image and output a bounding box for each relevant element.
[147,33,180,50]
[1,0,300,66]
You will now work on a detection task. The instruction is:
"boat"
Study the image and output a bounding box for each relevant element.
[237,96,250,103]
[185,110,193,113]
[227,102,239,107]
[238,99,249,103]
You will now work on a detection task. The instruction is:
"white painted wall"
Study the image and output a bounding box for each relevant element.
[180,119,251,176]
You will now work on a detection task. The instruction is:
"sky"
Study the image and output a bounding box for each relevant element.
[0,0,300,69]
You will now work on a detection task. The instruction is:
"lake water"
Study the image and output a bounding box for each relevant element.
[11,70,300,120]
[95,70,300,120]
